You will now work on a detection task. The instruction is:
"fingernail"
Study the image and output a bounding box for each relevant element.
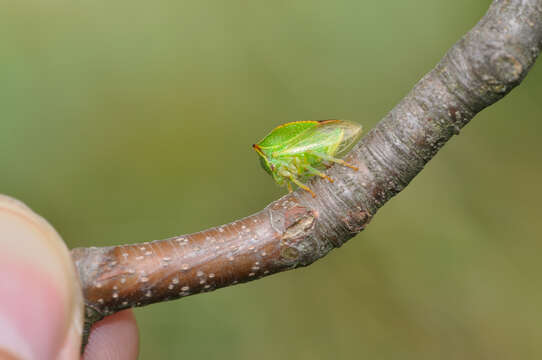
[0,195,83,359]
[0,298,35,360]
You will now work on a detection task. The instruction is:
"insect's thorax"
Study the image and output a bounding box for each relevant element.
[269,153,324,184]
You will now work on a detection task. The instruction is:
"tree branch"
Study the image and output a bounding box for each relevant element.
[72,0,542,347]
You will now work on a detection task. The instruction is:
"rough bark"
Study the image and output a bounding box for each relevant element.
[72,0,542,348]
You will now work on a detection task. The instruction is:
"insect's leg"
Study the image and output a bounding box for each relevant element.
[291,157,333,183]
[308,151,358,171]
[300,163,334,183]
[287,181,293,193]
[289,176,316,198]
[279,169,316,198]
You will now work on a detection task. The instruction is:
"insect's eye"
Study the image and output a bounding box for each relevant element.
[270,164,275,171]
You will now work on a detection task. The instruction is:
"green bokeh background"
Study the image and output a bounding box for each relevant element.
[2,0,541,359]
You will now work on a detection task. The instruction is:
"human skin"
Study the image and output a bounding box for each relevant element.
[0,195,139,360]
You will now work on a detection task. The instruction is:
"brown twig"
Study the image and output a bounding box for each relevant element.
[72,0,542,349]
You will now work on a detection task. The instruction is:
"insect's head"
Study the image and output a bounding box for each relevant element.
[252,144,274,176]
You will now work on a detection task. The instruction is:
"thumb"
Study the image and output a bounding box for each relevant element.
[0,195,83,360]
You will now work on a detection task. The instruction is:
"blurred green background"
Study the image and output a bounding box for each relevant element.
[2,0,541,358]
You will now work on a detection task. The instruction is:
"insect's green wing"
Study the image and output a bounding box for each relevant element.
[275,120,362,158]
[257,121,320,149]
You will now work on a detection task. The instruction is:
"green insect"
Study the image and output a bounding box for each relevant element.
[253,120,363,197]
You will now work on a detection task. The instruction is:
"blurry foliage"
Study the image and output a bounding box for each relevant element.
[1,0,541,359]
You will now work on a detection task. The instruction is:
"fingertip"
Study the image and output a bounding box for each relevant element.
[83,310,139,360]
[0,195,83,360]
